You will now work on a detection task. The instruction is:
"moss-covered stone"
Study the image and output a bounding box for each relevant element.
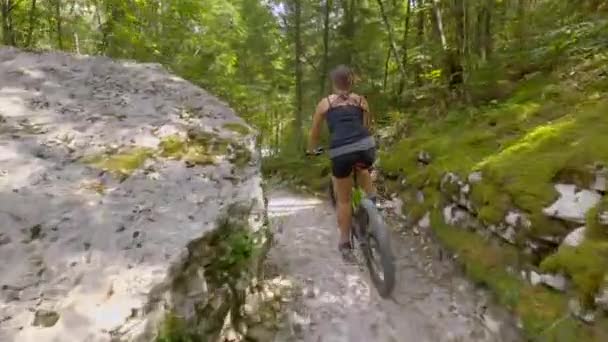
[429,210,607,340]
[158,130,250,168]
[82,147,153,180]
[156,202,269,342]
[541,241,608,308]
[159,135,187,159]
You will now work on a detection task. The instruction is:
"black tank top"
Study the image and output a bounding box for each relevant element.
[325,95,370,149]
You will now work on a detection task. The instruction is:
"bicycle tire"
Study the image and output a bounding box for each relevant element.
[358,198,395,298]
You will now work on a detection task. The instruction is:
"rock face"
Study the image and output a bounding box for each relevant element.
[0,48,266,341]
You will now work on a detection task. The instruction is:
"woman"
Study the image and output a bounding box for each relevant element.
[306,65,377,259]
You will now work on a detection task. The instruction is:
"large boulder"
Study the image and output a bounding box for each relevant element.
[0,48,266,341]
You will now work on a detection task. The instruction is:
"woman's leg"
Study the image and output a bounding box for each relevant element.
[355,168,375,196]
[356,148,377,200]
[333,175,354,245]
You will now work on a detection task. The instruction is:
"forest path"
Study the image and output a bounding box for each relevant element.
[264,188,522,342]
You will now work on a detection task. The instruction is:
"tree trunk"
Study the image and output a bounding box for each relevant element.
[452,0,465,57]
[320,0,332,97]
[293,0,304,149]
[515,0,525,49]
[483,0,493,60]
[431,0,447,51]
[383,47,391,91]
[1,0,17,46]
[398,0,412,94]
[25,0,37,48]
[477,0,493,61]
[341,0,356,65]
[376,0,407,82]
[414,0,425,86]
[54,0,63,49]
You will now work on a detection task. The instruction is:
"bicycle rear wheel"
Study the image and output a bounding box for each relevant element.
[357,198,395,297]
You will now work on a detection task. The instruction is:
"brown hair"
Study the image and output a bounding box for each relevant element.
[330,65,353,92]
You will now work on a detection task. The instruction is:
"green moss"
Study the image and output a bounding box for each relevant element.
[586,196,608,239]
[157,130,250,168]
[228,145,252,168]
[429,210,606,340]
[159,135,187,158]
[223,122,250,135]
[156,313,195,342]
[83,147,153,179]
[471,182,512,224]
[541,241,608,307]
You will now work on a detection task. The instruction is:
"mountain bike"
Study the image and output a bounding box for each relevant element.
[307,148,395,298]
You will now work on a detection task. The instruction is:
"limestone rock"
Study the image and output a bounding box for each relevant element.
[569,298,595,324]
[591,166,607,192]
[599,211,608,225]
[0,47,264,342]
[468,171,483,184]
[562,226,586,247]
[488,224,517,244]
[443,204,464,226]
[542,184,601,223]
[418,212,431,230]
[530,271,542,286]
[417,151,432,165]
[595,286,608,312]
[540,274,568,291]
[504,211,531,230]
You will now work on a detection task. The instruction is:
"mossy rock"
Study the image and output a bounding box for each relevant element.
[159,135,187,159]
[159,130,250,168]
[540,241,608,308]
[428,209,607,340]
[82,147,153,180]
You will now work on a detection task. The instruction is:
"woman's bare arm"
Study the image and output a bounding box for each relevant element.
[307,99,329,152]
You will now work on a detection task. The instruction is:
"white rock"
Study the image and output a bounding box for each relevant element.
[569,298,595,323]
[542,184,601,223]
[418,212,431,230]
[505,210,531,229]
[530,271,542,286]
[0,47,261,342]
[562,226,586,247]
[591,167,607,192]
[599,211,608,225]
[443,204,469,226]
[416,190,425,204]
[468,171,483,184]
[540,274,568,291]
[595,285,608,311]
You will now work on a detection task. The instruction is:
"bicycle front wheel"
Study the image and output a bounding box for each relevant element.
[358,198,396,298]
